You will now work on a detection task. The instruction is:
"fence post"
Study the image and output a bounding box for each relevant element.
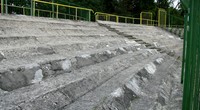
[168,8,170,27]
[140,13,142,25]
[52,0,54,18]
[116,16,119,23]
[56,5,58,18]
[38,10,40,17]
[33,0,35,16]
[75,8,77,20]
[5,0,7,14]
[158,10,160,27]
[1,0,4,14]
[88,10,91,21]
[151,13,153,25]
[23,7,25,15]
[31,0,33,16]
[95,13,98,21]
[125,18,127,23]
[164,11,167,27]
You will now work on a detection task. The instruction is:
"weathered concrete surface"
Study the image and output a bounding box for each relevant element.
[0,15,140,91]
[98,21,183,58]
[91,56,181,110]
[63,53,161,110]
[0,48,159,110]
[0,15,182,110]
[0,45,140,91]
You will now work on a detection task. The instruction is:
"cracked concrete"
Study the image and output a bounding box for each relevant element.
[0,15,183,110]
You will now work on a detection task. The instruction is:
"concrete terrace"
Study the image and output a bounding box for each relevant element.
[0,15,183,110]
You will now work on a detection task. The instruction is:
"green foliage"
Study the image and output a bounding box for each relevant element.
[157,0,170,9]
[4,0,184,25]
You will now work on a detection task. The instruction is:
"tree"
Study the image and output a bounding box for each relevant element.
[156,0,174,9]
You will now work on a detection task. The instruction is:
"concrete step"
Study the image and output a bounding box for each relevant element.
[63,53,164,110]
[98,20,183,59]
[0,36,40,49]
[0,48,160,110]
[0,15,99,27]
[0,26,110,34]
[0,27,117,37]
[116,28,161,33]
[0,44,142,91]
[128,56,182,110]
[98,21,150,28]
[0,22,106,30]
[88,55,182,110]
[0,39,128,59]
[0,35,124,47]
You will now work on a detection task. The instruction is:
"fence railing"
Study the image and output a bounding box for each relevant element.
[0,0,93,21]
[140,12,153,25]
[33,0,93,21]
[95,12,158,26]
[0,0,183,27]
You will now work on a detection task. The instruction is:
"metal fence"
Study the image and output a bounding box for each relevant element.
[140,12,153,25]
[95,12,158,26]
[181,0,200,110]
[1,0,181,28]
[0,0,93,21]
[158,8,167,27]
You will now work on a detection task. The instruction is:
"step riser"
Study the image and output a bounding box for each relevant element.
[0,28,116,36]
[0,45,138,91]
[0,22,105,30]
[0,37,39,49]
[1,40,126,59]
[1,46,55,59]
[0,18,98,27]
[94,57,166,110]
[0,35,123,49]
[99,21,183,59]
[2,49,158,110]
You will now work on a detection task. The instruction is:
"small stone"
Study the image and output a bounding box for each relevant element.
[118,47,127,54]
[137,62,157,79]
[154,58,164,65]
[31,69,43,83]
[144,63,156,75]
[124,78,140,96]
[111,88,124,97]
[41,64,55,77]
[61,60,72,71]
[0,51,5,61]
[51,60,72,72]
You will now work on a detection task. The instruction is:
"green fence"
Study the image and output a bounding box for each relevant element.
[168,14,184,26]
[33,0,93,21]
[0,0,93,21]
[2,0,183,28]
[158,8,167,27]
[140,12,153,25]
[181,0,200,110]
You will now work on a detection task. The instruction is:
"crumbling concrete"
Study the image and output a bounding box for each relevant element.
[0,15,183,110]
